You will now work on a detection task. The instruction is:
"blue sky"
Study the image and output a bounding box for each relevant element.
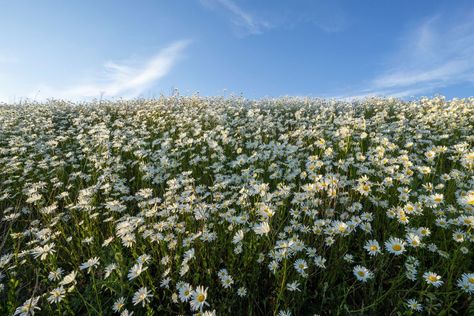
[0,0,473,102]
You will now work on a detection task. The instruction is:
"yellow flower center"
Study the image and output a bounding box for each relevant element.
[428,275,437,282]
[392,244,402,251]
[370,245,377,251]
[357,271,365,277]
[468,277,474,284]
[197,294,205,302]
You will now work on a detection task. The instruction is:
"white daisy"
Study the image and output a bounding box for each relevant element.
[353,265,374,282]
[384,237,406,255]
[47,286,65,304]
[14,297,41,316]
[363,240,381,256]
[113,297,126,312]
[79,257,100,274]
[423,271,443,287]
[456,273,474,294]
[132,287,152,307]
[406,298,423,311]
[178,283,193,302]
[190,286,209,311]
[128,263,147,281]
[253,222,271,235]
[237,287,247,297]
[294,258,308,276]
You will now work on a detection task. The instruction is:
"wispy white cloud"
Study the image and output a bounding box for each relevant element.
[29,39,191,101]
[200,0,271,35]
[334,10,474,99]
[200,0,347,36]
[291,1,347,33]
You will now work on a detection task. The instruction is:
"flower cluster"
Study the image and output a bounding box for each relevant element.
[0,96,473,314]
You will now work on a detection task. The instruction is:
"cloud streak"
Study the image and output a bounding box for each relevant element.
[32,39,191,101]
[200,0,348,36]
[335,10,474,99]
[200,0,271,35]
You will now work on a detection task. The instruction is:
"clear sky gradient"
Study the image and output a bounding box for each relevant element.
[1,0,473,102]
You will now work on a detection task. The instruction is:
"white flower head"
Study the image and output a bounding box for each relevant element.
[423,271,443,287]
[353,265,374,282]
[190,286,209,311]
[132,287,152,307]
